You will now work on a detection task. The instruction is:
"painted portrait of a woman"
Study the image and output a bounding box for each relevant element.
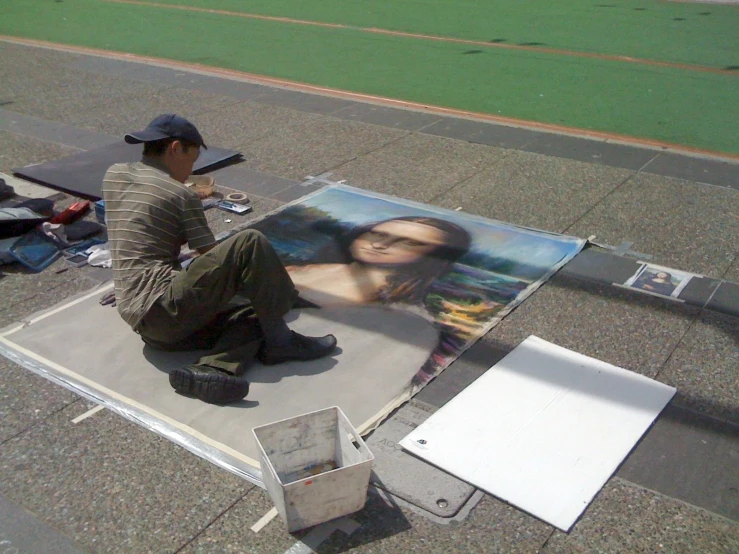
[287,216,472,307]
[285,215,493,386]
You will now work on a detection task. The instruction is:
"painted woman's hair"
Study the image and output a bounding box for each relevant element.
[338,216,472,304]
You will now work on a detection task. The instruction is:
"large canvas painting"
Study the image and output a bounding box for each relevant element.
[250,185,585,398]
[0,185,586,481]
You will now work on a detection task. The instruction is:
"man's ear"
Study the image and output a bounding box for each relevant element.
[169,139,183,155]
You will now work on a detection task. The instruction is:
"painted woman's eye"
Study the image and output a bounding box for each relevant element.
[404,240,426,247]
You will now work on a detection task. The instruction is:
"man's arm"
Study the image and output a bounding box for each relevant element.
[181,192,216,255]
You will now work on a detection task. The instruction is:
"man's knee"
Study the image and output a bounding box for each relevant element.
[231,228,268,249]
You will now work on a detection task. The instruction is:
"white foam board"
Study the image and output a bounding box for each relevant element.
[399,335,676,531]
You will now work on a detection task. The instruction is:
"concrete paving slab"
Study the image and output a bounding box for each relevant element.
[434,150,633,233]
[331,103,444,131]
[541,479,739,553]
[172,73,274,102]
[560,250,729,315]
[208,164,297,199]
[239,117,408,181]
[253,87,357,115]
[366,401,476,518]
[268,183,323,203]
[484,275,698,379]
[0,493,88,554]
[3,65,160,124]
[658,311,739,424]
[559,247,643,285]
[0,405,254,554]
[330,132,507,203]
[678,276,723,309]
[566,172,739,277]
[321,490,552,554]
[72,55,272,100]
[0,42,82,94]
[421,117,541,149]
[643,153,739,190]
[706,281,739,318]
[77,264,112,285]
[522,133,659,170]
[190,101,321,151]
[69,54,153,79]
[65,86,241,137]
[177,487,304,553]
[0,131,82,174]
[0,358,78,443]
[618,405,739,522]
[0,110,117,151]
[723,256,739,282]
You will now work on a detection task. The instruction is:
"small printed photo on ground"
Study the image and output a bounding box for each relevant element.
[622,263,695,299]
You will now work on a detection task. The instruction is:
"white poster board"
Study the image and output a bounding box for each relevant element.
[400,336,676,531]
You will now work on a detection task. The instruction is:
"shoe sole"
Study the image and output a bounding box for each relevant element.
[169,369,249,405]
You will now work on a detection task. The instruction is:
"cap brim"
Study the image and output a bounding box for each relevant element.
[124,129,170,144]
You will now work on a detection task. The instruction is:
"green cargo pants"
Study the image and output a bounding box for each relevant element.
[135,229,297,375]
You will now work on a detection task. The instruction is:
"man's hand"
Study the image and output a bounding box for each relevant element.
[99,291,116,307]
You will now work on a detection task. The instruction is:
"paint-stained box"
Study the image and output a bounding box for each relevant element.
[253,406,374,532]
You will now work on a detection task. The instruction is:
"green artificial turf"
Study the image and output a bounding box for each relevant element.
[1,0,737,154]
[149,0,739,68]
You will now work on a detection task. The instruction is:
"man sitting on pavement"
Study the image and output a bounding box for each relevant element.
[102,114,337,405]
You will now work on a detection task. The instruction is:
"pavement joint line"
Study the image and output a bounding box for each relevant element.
[3,35,738,162]
[316,127,416,180]
[70,404,104,424]
[651,306,702,384]
[0,398,83,449]
[173,490,253,554]
[612,476,739,526]
[424,147,519,207]
[282,517,360,554]
[561,171,638,236]
[250,506,278,533]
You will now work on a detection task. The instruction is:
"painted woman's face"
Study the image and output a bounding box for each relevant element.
[655,272,669,280]
[350,221,450,265]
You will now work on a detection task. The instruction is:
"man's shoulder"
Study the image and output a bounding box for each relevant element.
[105,162,166,181]
[104,163,194,197]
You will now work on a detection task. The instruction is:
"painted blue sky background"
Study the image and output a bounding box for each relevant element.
[299,186,584,270]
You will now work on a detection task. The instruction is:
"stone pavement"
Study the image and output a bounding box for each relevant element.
[0,40,737,553]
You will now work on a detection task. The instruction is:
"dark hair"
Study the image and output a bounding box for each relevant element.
[338,216,472,304]
[142,137,199,157]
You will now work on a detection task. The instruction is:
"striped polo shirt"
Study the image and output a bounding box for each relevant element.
[102,157,216,328]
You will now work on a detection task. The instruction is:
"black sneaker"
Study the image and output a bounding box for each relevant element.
[169,364,250,405]
[258,332,338,366]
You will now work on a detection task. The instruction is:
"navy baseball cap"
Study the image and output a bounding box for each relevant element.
[124,114,207,149]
